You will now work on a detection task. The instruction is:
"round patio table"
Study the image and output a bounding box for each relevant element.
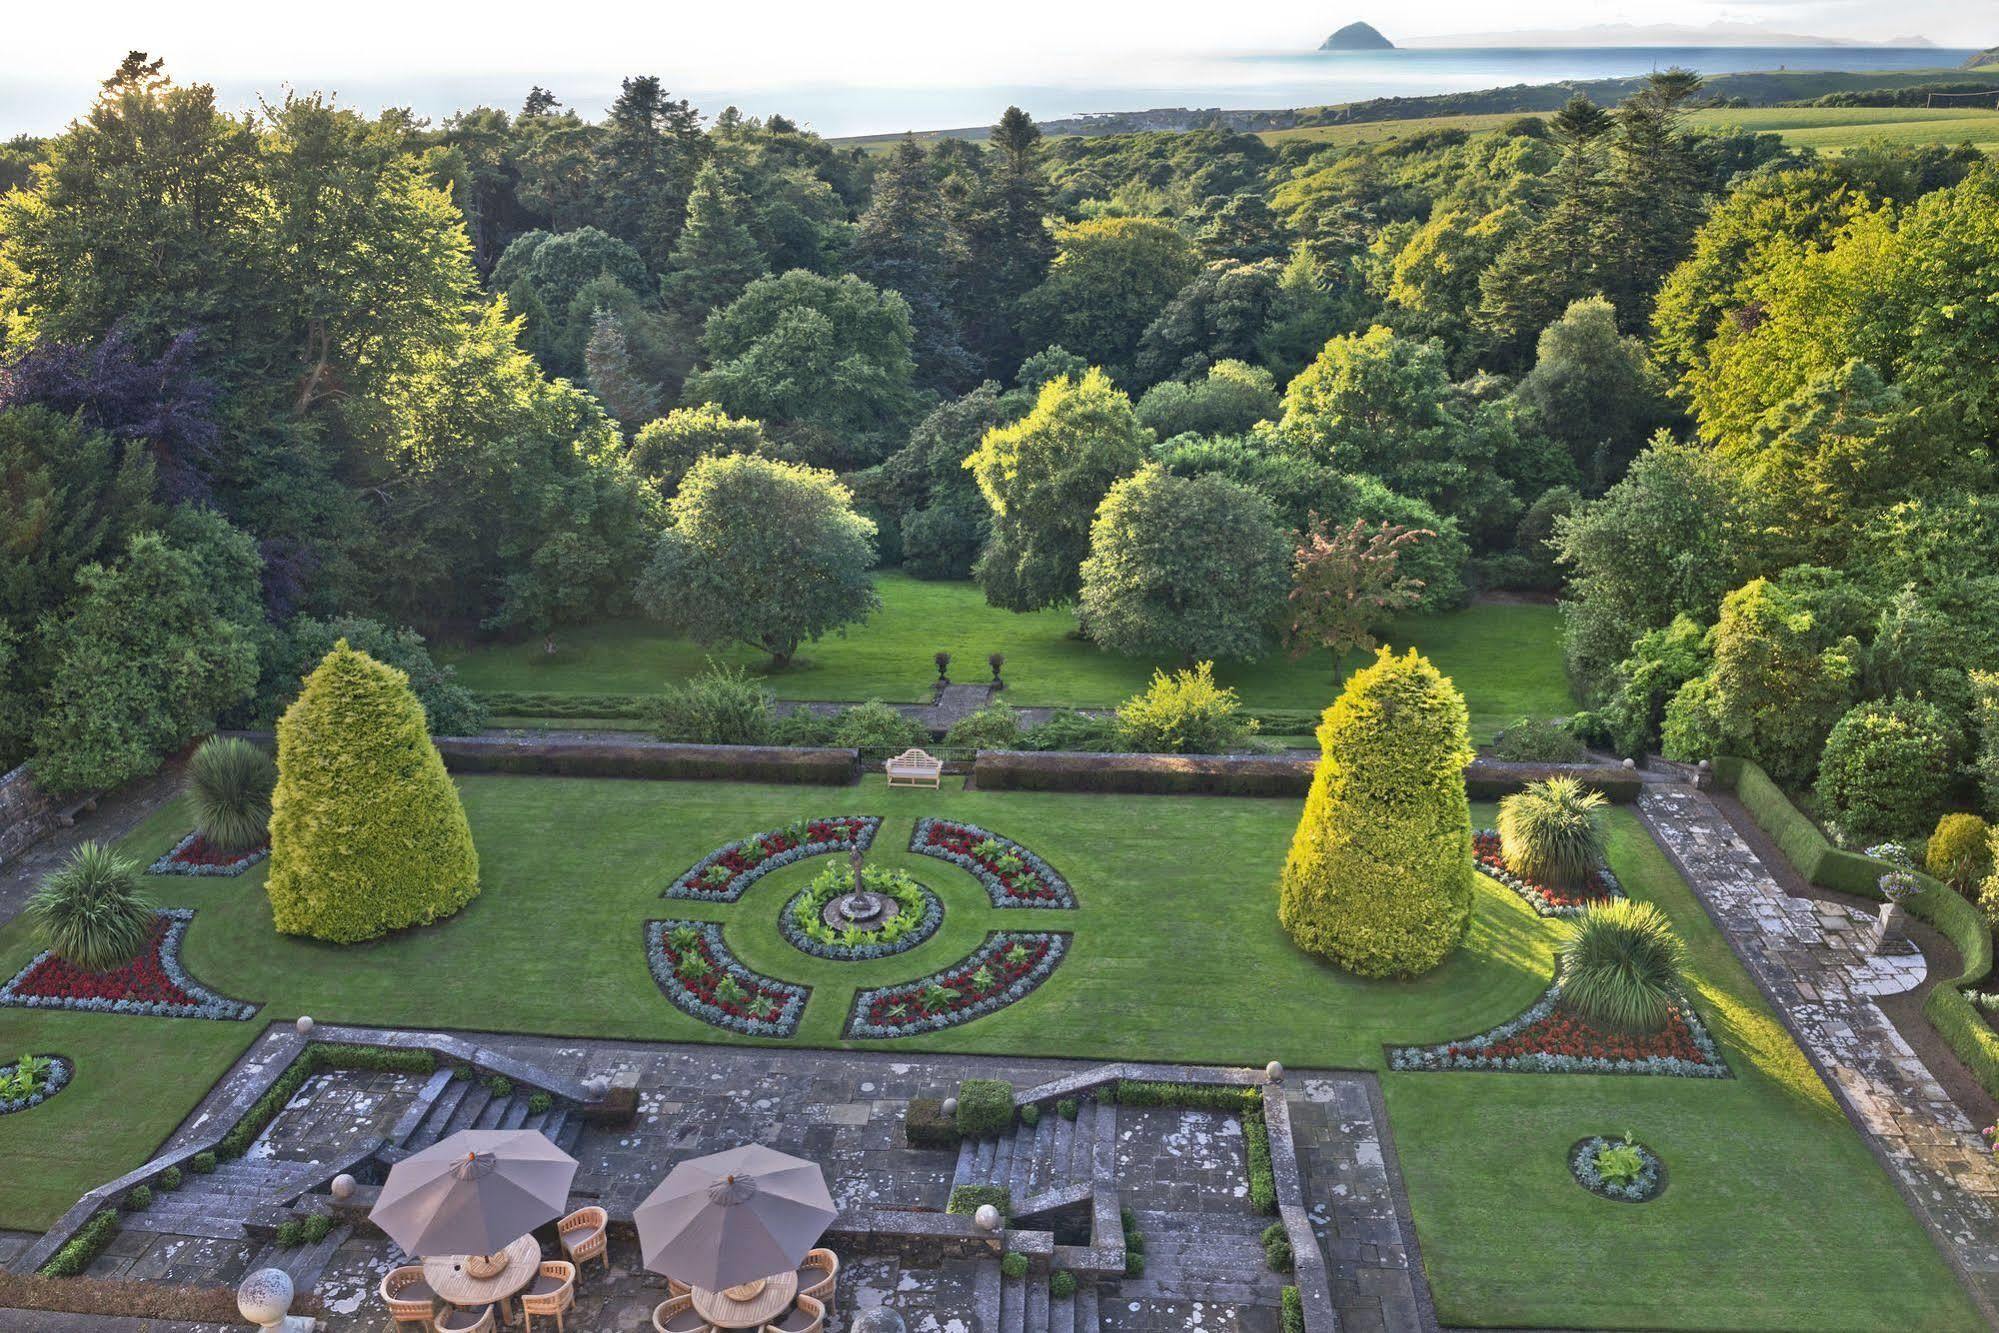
[690,1271,799,1329]
[424,1234,542,1326]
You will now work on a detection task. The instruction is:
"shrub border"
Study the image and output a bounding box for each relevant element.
[907,818,1077,909]
[0,1052,73,1115]
[664,816,881,903]
[644,920,809,1039]
[1386,984,1731,1079]
[1568,1135,1666,1203]
[779,875,944,961]
[146,831,269,877]
[1713,755,1999,1099]
[844,931,1071,1038]
[0,909,258,1021]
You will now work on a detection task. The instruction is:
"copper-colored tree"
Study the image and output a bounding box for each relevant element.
[1286,516,1433,683]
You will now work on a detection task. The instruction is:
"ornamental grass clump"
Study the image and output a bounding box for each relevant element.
[1557,900,1687,1035]
[1497,777,1607,891]
[187,736,276,853]
[29,842,154,971]
[1278,647,1475,978]
[265,641,479,943]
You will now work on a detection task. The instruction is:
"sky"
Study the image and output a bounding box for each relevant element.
[2,0,1987,138]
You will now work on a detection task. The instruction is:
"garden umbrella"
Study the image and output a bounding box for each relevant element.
[370,1129,578,1259]
[634,1144,837,1290]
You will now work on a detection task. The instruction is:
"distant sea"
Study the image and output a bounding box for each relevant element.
[0,47,1976,140]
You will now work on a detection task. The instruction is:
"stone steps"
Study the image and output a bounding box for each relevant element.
[1049,1285,1075,1333]
[999,1266,1026,1333]
[1075,1281,1099,1333]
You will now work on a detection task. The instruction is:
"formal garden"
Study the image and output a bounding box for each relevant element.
[0,640,1981,1330]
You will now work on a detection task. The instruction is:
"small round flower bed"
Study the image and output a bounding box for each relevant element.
[909,819,1075,908]
[781,863,943,961]
[147,831,270,878]
[666,817,881,903]
[645,920,808,1038]
[0,1053,73,1114]
[1473,830,1622,917]
[0,910,257,1020]
[1570,1134,1665,1202]
[846,931,1070,1038]
[1386,984,1728,1078]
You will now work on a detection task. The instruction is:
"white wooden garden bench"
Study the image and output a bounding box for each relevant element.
[884,748,944,789]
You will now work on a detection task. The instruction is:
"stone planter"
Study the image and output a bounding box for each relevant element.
[1873,901,1908,953]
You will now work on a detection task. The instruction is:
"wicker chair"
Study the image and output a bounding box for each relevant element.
[519,1259,576,1333]
[667,1277,692,1296]
[764,1293,825,1333]
[433,1304,498,1333]
[380,1265,438,1330]
[795,1248,838,1315]
[652,1293,715,1333]
[557,1205,609,1274]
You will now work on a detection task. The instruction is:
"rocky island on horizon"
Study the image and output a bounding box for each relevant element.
[1321,21,1395,50]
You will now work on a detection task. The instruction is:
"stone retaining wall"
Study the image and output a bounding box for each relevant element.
[0,764,60,866]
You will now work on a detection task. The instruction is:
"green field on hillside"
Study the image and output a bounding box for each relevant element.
[1260,104,1999,152]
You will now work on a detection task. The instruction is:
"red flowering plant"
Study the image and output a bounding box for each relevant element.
[908,819,1076,908]
[646,920,807,1037]
[148,831,269,877]
[666,816,880,903]
[847,931,1070,1037]
[1473,830,1623,917]
[0,910,255,1020]
[1388,983,1728,1078]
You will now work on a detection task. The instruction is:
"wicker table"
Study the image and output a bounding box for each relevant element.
[424,1234,542,1326]
[690,1272,799,1329]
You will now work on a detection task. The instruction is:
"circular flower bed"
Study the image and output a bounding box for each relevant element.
[1570,1134,1665,1202]
[908,819,1075,908]
[666,816,880,903]
[845,931,1070,1038]
[1473,830,1623,917]
[0,909,257,1020]
[147,831,269,878]
[1387,984,1728,1078]
[645,920,808,1038]
[0,1053,73,1115]
[781,863,943,961]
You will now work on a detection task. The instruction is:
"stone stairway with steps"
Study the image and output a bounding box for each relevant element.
[973,1255,1102,1333]
[952,1098,1111,1218]
[389,1068,584,1160]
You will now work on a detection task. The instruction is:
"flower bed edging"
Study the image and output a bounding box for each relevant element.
[780,872,944,962]
[645,920,808,1038]
[1473,829,1623,917]
[665,816,881,903]
[845,931,1070,1038]
[1386,984,1729,1078]
[0,910,257,1020]
[146,832,269,878]
[908,818,1076,908]
[0,1054,73,1114]
[1570,1135,1666,1202]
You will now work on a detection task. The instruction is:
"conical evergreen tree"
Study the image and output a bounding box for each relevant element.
[1278,647,1475,978]
[266,640,480,943]
[660,162,768,330]
[584,307,662,430]
[850,137,976,390]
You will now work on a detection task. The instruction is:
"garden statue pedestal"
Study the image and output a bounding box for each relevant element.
[1871,902,1907,954]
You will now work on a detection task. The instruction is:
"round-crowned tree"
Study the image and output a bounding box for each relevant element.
[1278,647,1476,978]
[265,641,479,943]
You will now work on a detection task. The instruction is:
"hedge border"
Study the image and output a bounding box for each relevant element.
[1713,755,1999,1099]
[973,749,1643,801]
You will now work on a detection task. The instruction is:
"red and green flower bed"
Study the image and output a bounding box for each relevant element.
[0,910,257,1021]
[1387,984,1728,1078]
[1473,830,1624,918]
[665,816,880,903]
[845,931,1070,1038]
[645,920,809,1038]
[146,833,269,878]
[908,819,1076,908]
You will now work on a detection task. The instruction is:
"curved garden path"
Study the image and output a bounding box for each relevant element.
[1638,784,1999,1324]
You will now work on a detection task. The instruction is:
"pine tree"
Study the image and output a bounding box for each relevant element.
[589,75,706,269]
[1278,648,1475,978]
[660,162,768,330]
[583,307,661,430]
[265,641,480,943]
[1476,96,1611,365]
[850,137,975,391]
[953,106,1053,375]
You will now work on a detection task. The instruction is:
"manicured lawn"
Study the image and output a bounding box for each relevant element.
[0,776,1972,1328]
[439,574,1574,740]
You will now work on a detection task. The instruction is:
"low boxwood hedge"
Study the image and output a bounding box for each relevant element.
[955,1079,1015,1138]
[974,749,1641,801]
[946,1184,1012,1218]
[433,735,858,785]
[476,690,654,720]
[904,1097,961,1149]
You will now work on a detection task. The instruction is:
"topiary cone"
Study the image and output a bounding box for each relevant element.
[1278,647,1475,978]
[266,640,479,943]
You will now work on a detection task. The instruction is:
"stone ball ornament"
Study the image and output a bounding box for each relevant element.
[1622,757,1636,770]
[973,1203,1003,1232]
[1265,1060,1284,1083]
[294,1015,314,1035]
[330,1172,356,1200]
[237,1266,294,1323]
[941,1096,959,1117]
[851,1308,909,1333]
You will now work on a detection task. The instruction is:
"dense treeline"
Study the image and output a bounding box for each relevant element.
[2,52,1996,847]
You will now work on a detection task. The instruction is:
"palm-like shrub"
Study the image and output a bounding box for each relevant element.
[187,736,276,852]
[29,843,154,971]
[1496,777,1607,890]
[1557,900,1687,1034]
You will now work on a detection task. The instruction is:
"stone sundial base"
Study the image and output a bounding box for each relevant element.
[822,891,892,931]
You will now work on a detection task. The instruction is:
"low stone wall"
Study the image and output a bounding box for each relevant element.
[0,764,60,865]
